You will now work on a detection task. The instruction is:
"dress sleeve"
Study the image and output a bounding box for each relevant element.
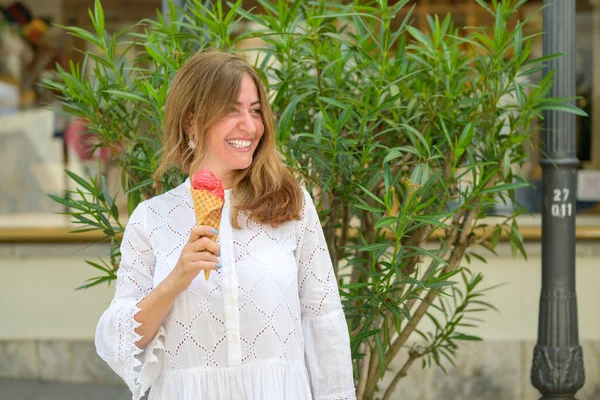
[95,201,166,400]
[295,188,356,400]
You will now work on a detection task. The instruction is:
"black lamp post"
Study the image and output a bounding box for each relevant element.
[531,1,586,399]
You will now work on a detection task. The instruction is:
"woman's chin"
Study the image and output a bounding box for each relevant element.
[232,159,254,171]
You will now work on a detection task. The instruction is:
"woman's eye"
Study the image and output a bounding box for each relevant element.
[252,109,262,115]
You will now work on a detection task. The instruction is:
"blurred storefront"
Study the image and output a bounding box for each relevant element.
[2,0,600,231]
[0,0,161,232]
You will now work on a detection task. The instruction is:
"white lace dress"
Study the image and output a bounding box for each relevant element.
[95,178,356,400]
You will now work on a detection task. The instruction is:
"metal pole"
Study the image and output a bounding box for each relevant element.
[531,1,585,399]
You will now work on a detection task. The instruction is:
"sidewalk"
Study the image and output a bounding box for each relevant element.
[0,379,130,400]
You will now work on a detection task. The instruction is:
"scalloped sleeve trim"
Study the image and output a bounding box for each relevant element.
[96,299,166,400]
[315,392,357,400]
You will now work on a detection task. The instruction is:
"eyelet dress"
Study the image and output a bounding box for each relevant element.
[95,179,356,400]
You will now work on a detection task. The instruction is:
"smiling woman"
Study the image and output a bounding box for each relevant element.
[155,50,303,229]
[190,73,265,187]
[93,49,356,400]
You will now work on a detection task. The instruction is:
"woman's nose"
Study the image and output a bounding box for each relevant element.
[239,111,256,133]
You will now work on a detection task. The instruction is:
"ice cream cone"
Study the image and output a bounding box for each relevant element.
[190,189,223,280]
[190,170,225,281]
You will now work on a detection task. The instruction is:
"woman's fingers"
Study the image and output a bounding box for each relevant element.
[187,249,219,264]
[168,227,221,292]
[186,226,221,256]
[187,225,218,243]
[190,261,220,271]
[176,252,219,282]
[189,236,220,256]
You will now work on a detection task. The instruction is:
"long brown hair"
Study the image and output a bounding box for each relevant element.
[155,50,302,228]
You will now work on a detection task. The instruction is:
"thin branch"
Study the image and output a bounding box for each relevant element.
[458,208,477,245]
[338,203,350,261]
[355,342,371,399]
[445,207,467,246]
[400,225,433,275]
[364,313,386,395]
[382,351,419,400]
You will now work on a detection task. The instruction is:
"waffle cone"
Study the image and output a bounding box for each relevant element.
[190,188,224,280]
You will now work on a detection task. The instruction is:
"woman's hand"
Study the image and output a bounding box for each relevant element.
[163,225,221,294]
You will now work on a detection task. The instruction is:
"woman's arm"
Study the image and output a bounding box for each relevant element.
[95,202,220,399]
[95,201,158,399]
[134,225,221,348]
[133,280,179,349]
[295,188,356,400]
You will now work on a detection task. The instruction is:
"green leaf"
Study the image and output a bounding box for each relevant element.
[313,111,325,140]
[374,333,386,378]
[75,275,115,290]
[357,184,386,207]
[318,96,347,110]
[509,221,527,260]
[404,246,448,267]
[383,146,422,163]
[46,194,84,212]
[104,90,148,103]
[125,179,154,194]
[354,202,383,214]
[145,43,177,69]
[494,4,504,50]
[428,281,457,289]
[451,333,483,341]
[513,21,522,58]
[536,102,588,117]
[374,216,399,230]
[409,163,431,186]
[85,260,111,274]
[86,52,113,69]
[490,225,503,249]
[502,151,511,180]
[93,0,105,38]
[65,170,94,193]
[474,0,494,15]
[457,122,474,151]
[60,25,102,47]
[406,26,433,53]
[340,282,371,290]
[522,52,563,67]
[352,329,380,343]
[277,92,312,141]
[357,242,392,252]
[479,182,529,195]
[400,123,430,157]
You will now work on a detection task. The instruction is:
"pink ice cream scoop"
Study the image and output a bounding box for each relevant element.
[191,170,225,201]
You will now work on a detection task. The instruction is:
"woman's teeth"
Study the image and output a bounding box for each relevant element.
[227,140,251,149]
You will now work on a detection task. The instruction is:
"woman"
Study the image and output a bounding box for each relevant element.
[95,50,356,400]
